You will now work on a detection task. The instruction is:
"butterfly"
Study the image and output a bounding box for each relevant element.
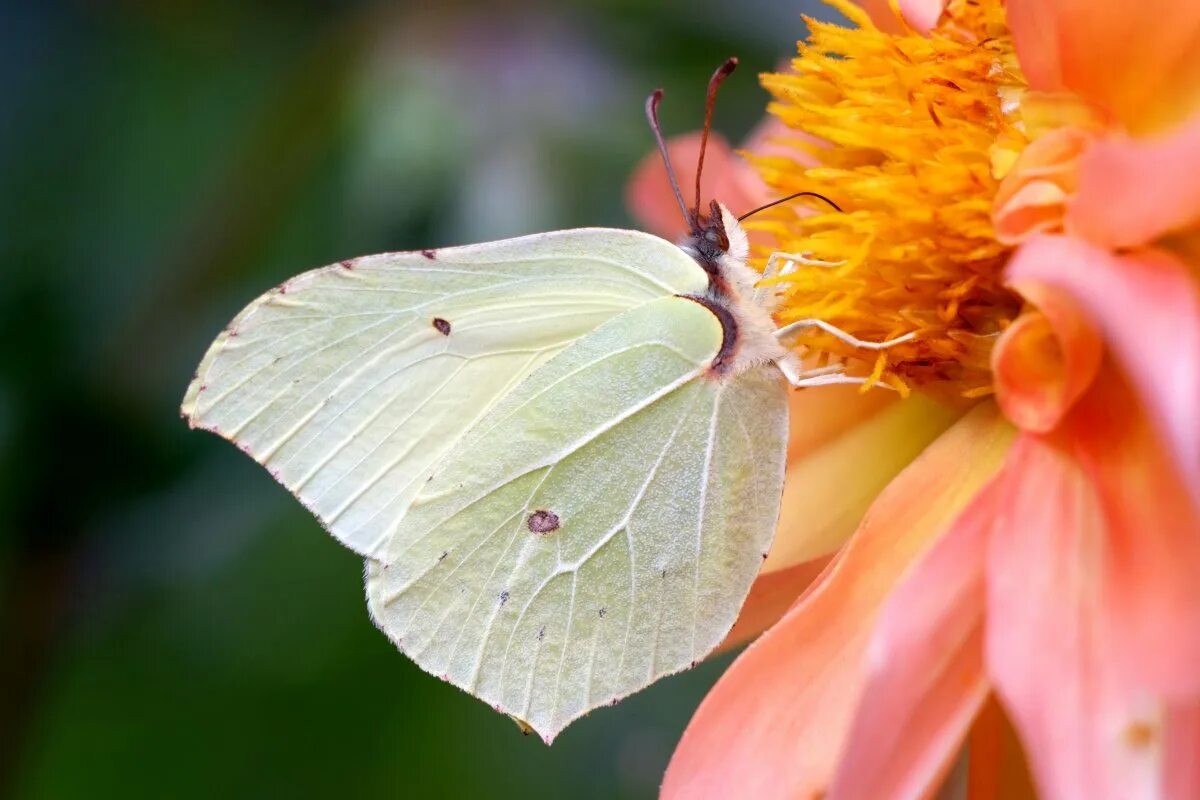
[181,58,910,742]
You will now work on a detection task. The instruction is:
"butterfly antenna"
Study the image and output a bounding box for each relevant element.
[737,191,844,222]
[694,57,738,220]
[646,89,695,230]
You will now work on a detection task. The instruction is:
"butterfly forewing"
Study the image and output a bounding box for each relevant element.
[181,229,709,559]
[366,296,788,742]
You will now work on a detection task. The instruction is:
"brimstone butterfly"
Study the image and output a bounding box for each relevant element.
[181,59,907,742]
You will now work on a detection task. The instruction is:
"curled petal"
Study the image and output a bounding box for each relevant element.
[768,393,961,569]
[992,127,1091,244]
[1068,113,1200,248]
[1005,235,1200,499]
[992,287,1102,433]
[1007,0,1200,133]
[625,132,766,240]
[662,403,1014,800]
[827,471,996,800]
[986,427,1200,800]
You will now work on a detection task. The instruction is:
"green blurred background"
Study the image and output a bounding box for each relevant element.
[0,2,833,797]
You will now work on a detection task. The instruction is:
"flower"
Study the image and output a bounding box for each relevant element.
[627,1,1200,798]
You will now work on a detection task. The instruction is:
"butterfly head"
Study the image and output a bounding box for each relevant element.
[678,199,749,279]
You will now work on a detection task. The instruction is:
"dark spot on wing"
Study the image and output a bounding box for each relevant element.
[527,509,560,534]
[598,608,606,618]
[438,551,448,562]
[499,590,510,606]
[421,249,437,259]
[340,259,354,270]
[432,317,451,336]
[537,626,545,642]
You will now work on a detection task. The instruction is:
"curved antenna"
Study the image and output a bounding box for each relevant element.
[694,57,739,219]
[645,89,694,230]
[737,191,844,222]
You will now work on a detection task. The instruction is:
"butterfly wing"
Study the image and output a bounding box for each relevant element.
[181,229,709,558]
[366,296,788,742]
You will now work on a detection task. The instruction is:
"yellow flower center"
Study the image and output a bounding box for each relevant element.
[751,0,1028,398]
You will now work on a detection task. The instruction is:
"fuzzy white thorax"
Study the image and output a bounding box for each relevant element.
[707,203,798,378]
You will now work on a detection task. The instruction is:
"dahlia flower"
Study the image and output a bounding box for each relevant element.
[628,1,1200,797]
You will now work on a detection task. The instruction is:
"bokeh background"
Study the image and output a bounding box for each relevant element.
[1,2,836,797]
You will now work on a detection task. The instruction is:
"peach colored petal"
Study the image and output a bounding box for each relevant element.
[986,429,1197,800]
[784,383,894,463]
[992,287,1102,433]
[717,556,833,652]
[856,0,946,34]
[662,403,1014,800]
[1005,1,1062,94]
[966,698,1039,800]
[1007,0,1200,132]
[827,474,996,800]
[1166,702,1200,797]
[992,181,1069,245]
[992,127,1091,245]
[625,132,766,241]
[1005,235,1200,499]
[768,393,962,570]
[1068,113,1200,249]
[741,114,815,168]
[1064,369,1200,696]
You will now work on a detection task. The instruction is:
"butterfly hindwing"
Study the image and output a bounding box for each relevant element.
[366,296,789,742]
[181,230,709,558]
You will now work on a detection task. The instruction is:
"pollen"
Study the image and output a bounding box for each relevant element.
[750,0,1027,397]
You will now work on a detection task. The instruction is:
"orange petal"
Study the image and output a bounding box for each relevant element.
[1004,1,1063,95]
[1068,112,1200,248]
[986,424,1200,800]
[768,392,962,570]
[856,0,946,34]
[966,697,1039,800]
[1006,0,1200,133]
[1005,235,1200,499]
[717,556,833,652]
[625,132,765,241]
[827,472,996,800]
[1166,702,1200,797]
[741,114,816,167]
[992,127,1091,245]
[991,287,1102,434]
[662,402,1014,800]
[784,382,894,462]
[1063,368,1200,696]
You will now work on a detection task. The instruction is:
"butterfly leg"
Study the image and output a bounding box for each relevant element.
[775,320,914,390]
[765,251,847,272]
[754,251,848,307]
[775,319,916,350]
[776,357,898,391]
